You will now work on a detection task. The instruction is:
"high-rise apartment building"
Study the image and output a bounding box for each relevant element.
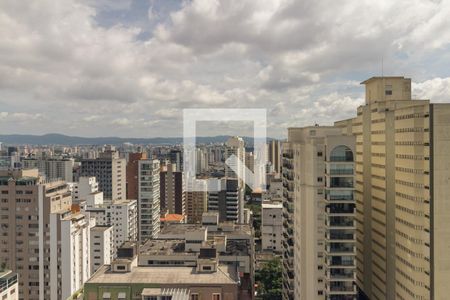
[186,179,208,224]
[208,178,244,223]
[268,140,281,174]
[138,160,161,240]
[126,152,147,200]
[22,158,74,182]
[282,127,357,300]
[224,136,246,185]
[69,176,99,203]
[169,149,183,172]
[50,210,93,299]
[339,77,450,299]
[245,151,254,172]
[160,163,185,216]
[0,169,89,300]
[195,148,208,175]
[283,76,450,300]
[81,195,138,255]
[281,141,295,300]
[80,147,126,200]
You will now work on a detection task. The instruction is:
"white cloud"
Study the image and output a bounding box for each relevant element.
[413,77,450,103]
[0,0,450,137]
[0,112,43,122]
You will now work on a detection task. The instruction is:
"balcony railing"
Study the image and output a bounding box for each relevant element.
[328,244,355,253]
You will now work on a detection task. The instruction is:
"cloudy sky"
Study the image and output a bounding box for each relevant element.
[1,0,450,138]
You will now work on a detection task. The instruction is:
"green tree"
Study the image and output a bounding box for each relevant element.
[255,257,282,300]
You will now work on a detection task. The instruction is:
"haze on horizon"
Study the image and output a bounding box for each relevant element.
[1,0,450,138]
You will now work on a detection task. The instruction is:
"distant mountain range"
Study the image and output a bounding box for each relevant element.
[0,133,274,146]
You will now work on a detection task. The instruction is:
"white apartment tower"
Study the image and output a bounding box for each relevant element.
[70,176,99,203]
[138,159,161,240]
[82,197,138,255]
[90,225,114,274]
[50,211,94,299]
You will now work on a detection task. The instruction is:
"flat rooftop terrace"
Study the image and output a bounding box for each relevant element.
[87,265,238,285]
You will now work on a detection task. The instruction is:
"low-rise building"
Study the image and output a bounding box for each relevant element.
[83,242,240,300]
[90,225,114,274]
[138,213,255,299]
[261,201,283,253]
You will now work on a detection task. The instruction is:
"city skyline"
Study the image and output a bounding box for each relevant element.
[1,0,450,138]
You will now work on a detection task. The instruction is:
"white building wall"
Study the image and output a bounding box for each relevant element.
[261,203,283,252]
[90,226,114,274]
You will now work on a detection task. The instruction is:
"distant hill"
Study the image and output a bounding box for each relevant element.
[0,133,273,146]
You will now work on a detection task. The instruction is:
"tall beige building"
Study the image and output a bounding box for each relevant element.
[282,76,450,300]
[186,178,208,224]
[225,136,246,185]
[0,169,89,300]
[338,77,450,299]
[342,77,450,299]
[282,127,357,300]
[268,140,281,174]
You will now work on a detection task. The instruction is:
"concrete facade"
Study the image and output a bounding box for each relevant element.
[261,201,283,253]
[347,77,450,300]
[126,152,147,200]
[0,169,83,300]
[0,270,19,300]
[80,148,126,200]
[160,163,185,216]
[90,225,114,274]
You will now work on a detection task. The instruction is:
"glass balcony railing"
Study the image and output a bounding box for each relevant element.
[329,243,354,253]
[327,216,354,227]
[328,256,355,267]
[327,269,355,280]
[330,177,354,188]
[327,204,355,214]
[328,281,355,292]
[327,231,354,240]
[329,168,354,175]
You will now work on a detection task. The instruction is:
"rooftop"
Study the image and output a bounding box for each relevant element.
[91,225,113,232]
[86,264,238,285]
[139,240,192,256]
[161,214,185,222]
[262,203,283,209]
[159,223,252,237]
[109,199,137,205]
[360,76,408,84]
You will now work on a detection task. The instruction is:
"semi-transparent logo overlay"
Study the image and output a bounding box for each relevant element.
[183,108,267,192]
